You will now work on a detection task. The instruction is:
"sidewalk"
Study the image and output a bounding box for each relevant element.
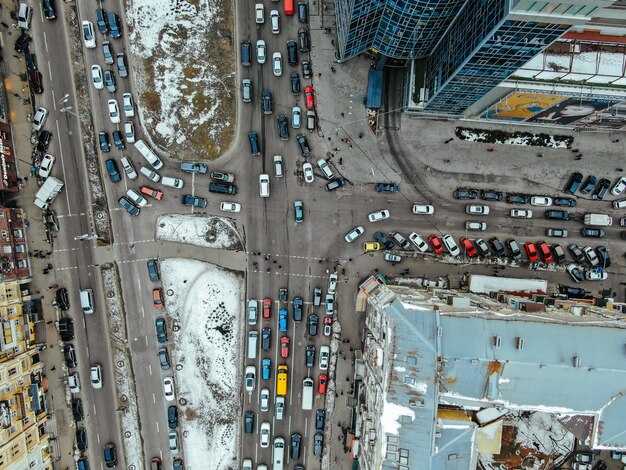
[1,7,77,469]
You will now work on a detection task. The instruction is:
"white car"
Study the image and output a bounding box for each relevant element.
[466,204,490,215]
[123,93,135,117]
[586,270,608,281]
[611,176,626,196]
[163,377,175,401]
[39,154,55,179]
[259,174,270,197]
[442,234,460,257]
[530,196,552,206]
[510,209,532,218]
[412,204,434,215]
[126,189,148,207]
[245,365,256,392]
[466,221,487,231]
[319,345,329,370]
[368,209,390,222]
[317,158,334,179]
[243,459,253,470]
[68,372,80,393]
[260,421,271,448]
[272,52,283,76]
[328,273,338,295]
[292,106,302,128]
[140,166,161,183]
[32,107,48,132]
[255,3,264,23]
[384,253,402,263]
[82,21,96,49]
[124,122,136,143]
[256,40,267,64]
[270,10,280,33]
[260,388,270,412]
[303,162,314,183]
[90,364,103,389]
[120,157,137,179]
[408,232,428,252]
[91,65,104,90]
[220,202,241,212]
[344,226,364,243]
[169,431,179,455]
[583,246,599,266]
[108,99,120,124]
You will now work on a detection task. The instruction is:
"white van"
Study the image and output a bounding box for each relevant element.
[134,140,164,170]
[613,199,626,209]
[301,377,314,410]
[120,157,137,180]
[273,155,284,178]
[161,176,184,189]
[272,437,285,470]
[247,330,258,359]
[17,3,33,30]
[259,174,270,198]
[248,300,258,325]
[80,289,94,314]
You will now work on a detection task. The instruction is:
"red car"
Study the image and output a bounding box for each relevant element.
[304,86,315,110]
[537,241,553,262]
[262,298,272,319]
[141,186,163,200]
[428,234,444,254]
[460,237,477,257]
[280,336,290,358]
[318,374,328,394]
[152,288,164,309]
[524,242,538,261]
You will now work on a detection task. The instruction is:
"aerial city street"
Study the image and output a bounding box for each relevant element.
[2,0,626,470]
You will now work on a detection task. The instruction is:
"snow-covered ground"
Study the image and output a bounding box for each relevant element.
[126,0,235,158]
[156,214,244,250]
[160,258,244,469]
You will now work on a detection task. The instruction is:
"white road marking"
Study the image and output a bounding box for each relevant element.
[148,363,152,376]
[153,393,156,404]
[43,31,48,52]
[156,422,159,433]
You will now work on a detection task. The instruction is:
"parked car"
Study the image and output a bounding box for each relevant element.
[580,175,597,194]
[308,314,318,336]
[480,190,503,201]
[592,178,611,199]
[376,183,399,192]
[506,194,529,204]
[567,264,585,283]
[545,210,569,220]
[453,188,477,199]
[568,244,585,263]
[564,172,583,194]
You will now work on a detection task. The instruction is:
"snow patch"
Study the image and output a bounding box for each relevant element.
[156,214,244,250]
[380,399,415,436]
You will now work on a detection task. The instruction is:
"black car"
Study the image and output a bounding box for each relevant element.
[168,405,178,429]
[99,132,111,153]
[298,28,309,52]
[72,399,84,421]
[564,171,583,194]
[581,228,605,238]
[209,182,237,195]
[244,411,254,433]
[181,195,207,208]
[296,133,310,157]
[42,0,57,19]
[545,210,569,220]
[480,190,503,201]
[76,428,87,451]
[112,130,125,150]
[307,314,318,336]
[279,288,288,302]
[558,285,587,298]
[261,89,272,114]
[580,175,597,194]
[315,409,325,430]
[293,296,303,321]
[262,327,271,350]
[248,131,260,156]
[553,197,576,207]
[592,178,611,200]
[568,244,585,263]
[302,60,312,79]
[58,317,74,341]
[28,69,43,94]
[64,344,77,368]
[596,245,610,268]
[14,32,32,53]
[489,237,505,256]
[506,194,529,204]
[56,288,70,311]
[155,318,168,343]
[374,231,394,250]
[298,1,308,22]
[290,71,301,95]
[305,345,315,368]
[376,183,399,192]
[453,188,478,199]
[286,40,298,65]
[37,131,53,151]
[326,178,347,191]
[277,114,289,141]
[147,259,160,282]
[291,433,302,460]
[105,159,121,183]
[552,244,566,263]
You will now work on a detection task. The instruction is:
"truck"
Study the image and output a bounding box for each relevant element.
[34,176,64,210]
[134,140,163,170]
[276,365,288,396]
[301,377,314,410]
[583,213,613,227]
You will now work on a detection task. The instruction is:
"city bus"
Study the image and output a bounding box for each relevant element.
[284,0,294,16]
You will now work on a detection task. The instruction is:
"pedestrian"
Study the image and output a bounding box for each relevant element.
[12,54,19,59]
[331,39,335,46]
[339,157,343,165]
[341,112,344,117]
[50,366,55,371]
[46,320,52,325]
[349,144,352,149]
[30,167,36,175]
[331,66,336,73]
[24,176,28,182]
[348,258,352,262]
[0,22,8,29]
[317,72,321,78]
[327,137,331,141]
[278,265,282,269]
[613,139,620,143]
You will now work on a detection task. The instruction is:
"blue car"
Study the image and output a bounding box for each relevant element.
[262,358,271,380]
[106,159,121,183]
[279,309,288,333]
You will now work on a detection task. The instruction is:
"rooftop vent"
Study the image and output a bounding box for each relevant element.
[493,336,501,348]
[515,336,524,350]
[573,356,581,367]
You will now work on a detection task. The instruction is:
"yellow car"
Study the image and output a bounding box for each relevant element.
[363,242,381,253]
